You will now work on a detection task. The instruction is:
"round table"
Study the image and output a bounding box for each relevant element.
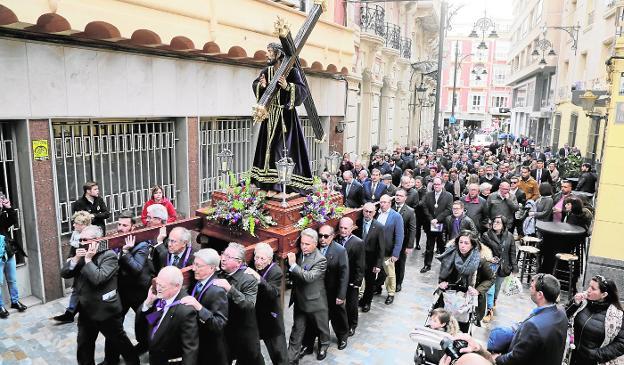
[535,221,586,274]
[572,191,595,206]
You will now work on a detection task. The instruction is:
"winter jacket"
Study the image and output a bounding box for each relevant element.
[141,197,177,226]
[72,195,110,234]
[480,230,518,277]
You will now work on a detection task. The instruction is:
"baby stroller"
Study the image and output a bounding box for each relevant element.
[411,288,478,364]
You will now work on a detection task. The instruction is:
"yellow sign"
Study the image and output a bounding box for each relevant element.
[32,140,49,160]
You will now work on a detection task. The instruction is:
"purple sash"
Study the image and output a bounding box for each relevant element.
[168,245,191,267]
[146,299,182,339]
[190,279,214,303]
[261,262,276,280]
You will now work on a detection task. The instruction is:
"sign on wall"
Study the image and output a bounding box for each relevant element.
[32,140,49,160]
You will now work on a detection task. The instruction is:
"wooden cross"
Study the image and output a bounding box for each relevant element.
[252,0,326,142]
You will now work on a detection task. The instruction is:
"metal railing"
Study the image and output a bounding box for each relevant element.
[0,123,24,264]
[52,120,178,235]
[199,118,253,204]
[385,23,401,50]
[401,37,412,59]
[300,118,324,176]
[360,4,386,37]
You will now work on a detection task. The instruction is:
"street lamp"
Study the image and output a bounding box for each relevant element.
[579,90,598,113]
[531,37,556,69]
[324,151,341,192]
[216,147,233,191]
[275,148,295,207]
[468,11,498,50]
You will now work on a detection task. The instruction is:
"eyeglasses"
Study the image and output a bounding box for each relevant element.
[319,234,333,239]
[221,254,241,261]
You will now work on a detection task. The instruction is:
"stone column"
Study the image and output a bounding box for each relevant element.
[343,75,362,155]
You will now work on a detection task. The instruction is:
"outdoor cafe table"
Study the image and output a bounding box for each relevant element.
[535,221,586,274]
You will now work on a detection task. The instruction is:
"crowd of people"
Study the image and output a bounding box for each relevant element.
[0,130,616,365]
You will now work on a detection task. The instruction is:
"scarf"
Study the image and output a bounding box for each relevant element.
[436,244,481,282]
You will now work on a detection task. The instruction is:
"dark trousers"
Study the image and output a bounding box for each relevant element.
[77,313,139,365]
[104,299,147,363]
[415,210,426,248]
[424,232,445,266]
[512,218,524,236]
[395,248,408,286]
[263,333,288,365]
[287,306,330,362]
[361,256,379,306]
[345,285,359,329]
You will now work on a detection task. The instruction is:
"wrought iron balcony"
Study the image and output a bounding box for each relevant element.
[401,37,412,59]
[385,23,401,51]
[360,4,386,37]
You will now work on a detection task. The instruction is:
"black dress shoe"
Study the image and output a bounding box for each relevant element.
[298,345,313,359]
[396,284,402,292]
[0,307,8,319]
[420,265,431,273]
[11,301,27,312]
[348,327,356,337]
[362,304,371,313]
[385,295,394,305]
[316,345,329,360]
[52,310,75,323]
[338,339,348,350]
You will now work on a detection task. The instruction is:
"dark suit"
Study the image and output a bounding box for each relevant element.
[356,219,386,306]
[422,190,454,266]
[480,175,501,192]
[256,262,288,365]
[287,249,329,362]
[393,204,417,287]
[191,274,229,365]
[576,171,597,193]
[61,250,139,365]
[511,188,527,235]
[219,268,265,365]
[341,179,366,208]
[340,235,365,330]
[322,243,349,340]
[154,244,195,272]
[141,291,199,365]
[390,165,403,187]
[496,305,568,365]
[531,168,552,185]
[106,241,153,361]
[363,180,388,202]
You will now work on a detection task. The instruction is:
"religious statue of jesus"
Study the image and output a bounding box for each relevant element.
[250,42,314,193]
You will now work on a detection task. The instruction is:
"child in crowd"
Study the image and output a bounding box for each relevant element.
[429,308,460,336]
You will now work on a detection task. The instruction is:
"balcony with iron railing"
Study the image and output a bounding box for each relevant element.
[384,23,401,51]
[360,4,386,38]
[401,37,412,59]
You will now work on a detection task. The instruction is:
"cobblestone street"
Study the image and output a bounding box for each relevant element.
[0,243,536,365]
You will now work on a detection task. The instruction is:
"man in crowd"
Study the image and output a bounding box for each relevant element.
[445,200,477,240]
[358,203,385,313]
[493,274,568,365]
[421,177,453,273]
[552,180,573,222]
[286,228,329,364]
[531,159,551,185]
[154,227,195,271]
[509,176,527,236]
[303,225,349,352]
[392,189,416,293]
[517,166,540,202]
[389,158,403,187]
[462,183,489,233]
[480,165,501,192]
[72,181,110,234]
[487,181,519,231]
[382,174,397,196]
[376,194,404,305]
[364,168,387,202]
[214,242,264,365]
[576,162,598,194]
[61,225,139,365]
[357,169,369,186]
[336,217,364,336]
[180,249,228,365]
[341,170,365,208]
[140,266,198,365]
[246,242,288,365]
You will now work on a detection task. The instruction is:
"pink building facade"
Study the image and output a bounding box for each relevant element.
[440,36,512,131]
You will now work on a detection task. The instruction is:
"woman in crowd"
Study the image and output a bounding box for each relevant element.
[563,196,593,232]
[530,182,554,222]
[548,162,560,186]
[140,185,177,226]
[436,231,494,332]
[480,215,517,323]
[340,152,354,173]
[567,275,624,365]
[479,182,492,200]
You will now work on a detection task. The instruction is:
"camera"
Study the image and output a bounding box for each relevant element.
[440,338,469,360]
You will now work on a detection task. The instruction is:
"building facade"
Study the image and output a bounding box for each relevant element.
[0,0,352,303]
[507,0,562,146]
[440,34,512,131]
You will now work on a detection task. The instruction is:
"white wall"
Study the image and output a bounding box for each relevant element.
[0,38,345,119]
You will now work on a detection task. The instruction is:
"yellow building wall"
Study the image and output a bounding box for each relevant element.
[2,0,354,71]
[553,101,607,160]
[588,39,624,260]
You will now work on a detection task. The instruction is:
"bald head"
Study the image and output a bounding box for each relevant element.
[156,266,183,300]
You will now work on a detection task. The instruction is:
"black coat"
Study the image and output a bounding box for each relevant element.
[255,262,285,340]
[480,175,501,192]
[71,195,110,234]
[0,208,23,258]
[480,230,518,276]
[422,190,454,229]
[390,166,403,187]
[567,300,624,365]
[153,244,195,272]
[531,168,552,185]
[192,274,229,365]
[462,196,489,233]
[355,219,386,269]
[342,235,365,287]
[403,187,420,211]
[323,242,349,301]
[576,171,598,194]
[141,291,199,365]
[60,250,122,322]
[118,241,153,308]
[341,180,366,208]
[394,204,417,250]
[513,188,527,206]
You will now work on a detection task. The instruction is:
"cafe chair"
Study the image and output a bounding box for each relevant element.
[521,236,542,247]
[552,253,579,302]
[517,245,541,284]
